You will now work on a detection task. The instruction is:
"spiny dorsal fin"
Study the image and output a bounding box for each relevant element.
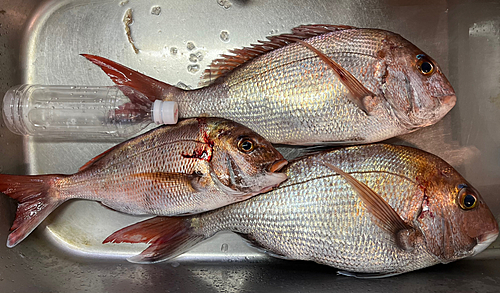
[200,24,357,86]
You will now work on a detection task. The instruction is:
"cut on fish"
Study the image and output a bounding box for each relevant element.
[0,118,287,247]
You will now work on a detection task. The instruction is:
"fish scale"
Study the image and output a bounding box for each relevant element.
[180,45,388,143]
[0,117,287,247]
[84,25,456,144]
[193,145,435,273]
[104,144,489,275]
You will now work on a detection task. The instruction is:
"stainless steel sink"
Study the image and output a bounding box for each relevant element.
[1,0,500,292]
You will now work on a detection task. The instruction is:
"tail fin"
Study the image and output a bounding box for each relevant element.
[0,174,64,247]
[81,54,183,102]
[103,216,205,264]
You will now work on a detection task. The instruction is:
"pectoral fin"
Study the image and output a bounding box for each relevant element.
[103,216,206,264]
[324,163,412,235]
[297,40,376,115]
[130,172,203,193]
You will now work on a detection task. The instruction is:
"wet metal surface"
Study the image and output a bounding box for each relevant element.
[1,0,500,292]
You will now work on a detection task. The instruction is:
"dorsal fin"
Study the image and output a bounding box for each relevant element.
[200,24,356,86]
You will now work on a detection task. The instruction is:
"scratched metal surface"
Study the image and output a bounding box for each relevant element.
[1,0,500,292]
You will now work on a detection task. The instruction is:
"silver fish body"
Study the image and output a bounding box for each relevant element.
[85,25,457,145]
[181,28,456,144]
[107,144,498,276]
[197,145,498,275]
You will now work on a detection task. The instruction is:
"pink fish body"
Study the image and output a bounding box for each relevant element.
[0,118,287,247]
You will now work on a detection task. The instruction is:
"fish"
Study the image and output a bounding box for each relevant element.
[82,24,456,145]
[103,144,498,277]
[0,117,288,248]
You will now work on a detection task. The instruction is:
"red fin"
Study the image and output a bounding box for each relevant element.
[296,40,375,115]
[78,147,117,172]
[103,216,205,263]
[0,174,65,247]
[81,54,183,102]
[201,24,356,86]
[324,163,412,234]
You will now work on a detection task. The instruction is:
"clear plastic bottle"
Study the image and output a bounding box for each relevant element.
[2,84,178,139]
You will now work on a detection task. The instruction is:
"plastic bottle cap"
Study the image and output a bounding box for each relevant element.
[153,100,178,125]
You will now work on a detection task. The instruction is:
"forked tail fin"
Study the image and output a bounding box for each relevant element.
[103,216,206,263]
[81,54,183,102]
[0,174,65,247]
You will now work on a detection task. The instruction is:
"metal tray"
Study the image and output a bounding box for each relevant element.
[1,0,499,292]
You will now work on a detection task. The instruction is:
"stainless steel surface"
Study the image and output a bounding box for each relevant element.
[1,0,500,292]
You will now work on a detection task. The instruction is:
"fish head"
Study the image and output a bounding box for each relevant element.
[378,32,456,130]
[415,161,498,263]
[206,119,288,197]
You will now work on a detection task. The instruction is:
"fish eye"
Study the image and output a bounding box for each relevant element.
[458,186,478,210]
[416,54,435,75]
[238,138,255,153]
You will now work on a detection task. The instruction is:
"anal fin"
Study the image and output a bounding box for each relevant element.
[79,147,117,172]
[236,232,293,260]
[104,216,206,264]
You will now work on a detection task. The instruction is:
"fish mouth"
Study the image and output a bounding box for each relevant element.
[401,94,457,129]
[472,231,499,256]
[437,94,457,108]
[267,159,288,173]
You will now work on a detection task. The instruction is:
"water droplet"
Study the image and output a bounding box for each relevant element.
[268,29,279,35]
[170,47,178,55]
[196,52,204,61]
[119,0,129,6]
[189,53,198,63]
[186,41,196,51]
[150,6,161,15]
[176,82,192,90]
[220,30,230,42]
[217,0,232,9]
[170,261,180,268]
[187,64,200,74]
[221,243,228,252]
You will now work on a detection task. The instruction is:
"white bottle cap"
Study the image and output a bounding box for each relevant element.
[152,100,178,125]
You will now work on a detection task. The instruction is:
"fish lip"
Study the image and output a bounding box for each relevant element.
[267,159,288,173]
[472,231,499,256]
[437,94,457,107]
